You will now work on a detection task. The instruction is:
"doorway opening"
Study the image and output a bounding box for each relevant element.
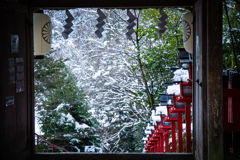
[34,7,194,154]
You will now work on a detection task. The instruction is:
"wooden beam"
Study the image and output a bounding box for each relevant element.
[30,0,196,8]
[0,1,27,12]
[32,153,194,160]
[207,0,223,159]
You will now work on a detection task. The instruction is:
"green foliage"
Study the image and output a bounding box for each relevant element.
[222,0,240,70]
[130,8,186,109]
[116,122,145,152]
[139,8,184,44]
[34,52,100,152]
[113,8,187,152]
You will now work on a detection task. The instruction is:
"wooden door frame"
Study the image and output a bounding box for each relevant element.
[3,0,221,159]
[30,1,195,159]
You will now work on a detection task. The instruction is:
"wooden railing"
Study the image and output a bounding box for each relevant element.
[35,133,69,152]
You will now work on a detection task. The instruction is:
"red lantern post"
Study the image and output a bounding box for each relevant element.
[159,115,171,153]
[163,131,170,152]
[170,95,185,152]
[176,80,192,153]
[154,121,165,153]
[165,106,178,152]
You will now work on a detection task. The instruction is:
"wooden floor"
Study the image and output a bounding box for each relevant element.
[224,152,240,160]
[31,153,194,160]
[30,152,240,160]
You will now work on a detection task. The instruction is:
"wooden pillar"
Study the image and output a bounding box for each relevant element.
[186,102,191,152]
[158,137,161,153]
[178,112,183,152]
[194,0,223,159]
[172,121,176,152]
[227,82,233,123]
[165,133,169,153]
[207,0,223,159]
[160,134,164,152]
[154,141,157,153]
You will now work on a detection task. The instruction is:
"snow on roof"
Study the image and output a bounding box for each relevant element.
[155,106,167,116]
[173,68,189,82]
[146,123,154,131]
[166,83,180,95]
[145,130,151,135]
[150,110,161,125]
[142,137,148,141]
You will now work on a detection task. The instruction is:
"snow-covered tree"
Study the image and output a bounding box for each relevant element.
[35,53,100,152]
[39,8,185,152]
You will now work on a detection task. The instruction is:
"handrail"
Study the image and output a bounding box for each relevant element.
[35,133,69,152]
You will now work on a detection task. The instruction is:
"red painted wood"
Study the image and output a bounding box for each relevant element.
[228,97,233,123]
[35,133,69,152]
[154,128,165,153]
[223,88,240,131]
[165,132,169,153]
[158,137,161,153]
[178,112,183,152]
[172,121,176,152]
[177,82,192,102]
[223,88,240,97]
[160,134,164,152]
[170,95,186,113]
[186,102,191,153]
[164,106,177,152]
[165,106,178,122]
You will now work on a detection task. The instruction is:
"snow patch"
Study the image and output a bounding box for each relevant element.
[150,110,161,125]
[166,84,180,95]
[155,106,167,116]
[173,69,189,82]
[145,130,151,135]
[75,122,90,132]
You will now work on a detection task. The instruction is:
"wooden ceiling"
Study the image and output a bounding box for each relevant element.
[30,0,196,9]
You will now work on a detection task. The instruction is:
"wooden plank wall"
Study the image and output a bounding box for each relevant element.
[193,0,223,160]
[0,1,34,160]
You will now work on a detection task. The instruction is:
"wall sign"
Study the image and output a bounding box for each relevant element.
[16,58,24,93]
[6,96,14,107]
[8,58,15,84]
[11,35,19,53]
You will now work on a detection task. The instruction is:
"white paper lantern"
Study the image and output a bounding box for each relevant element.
[33,13,52,56]
[183,12,193,54]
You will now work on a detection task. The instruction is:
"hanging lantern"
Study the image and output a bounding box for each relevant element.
[33,13,52,58]
[182,12,193,54]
